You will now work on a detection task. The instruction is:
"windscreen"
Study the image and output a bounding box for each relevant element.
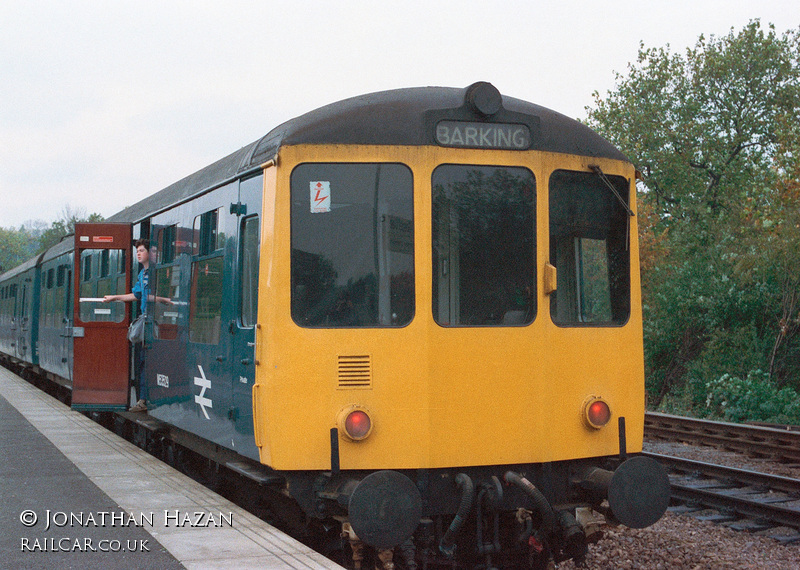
[432,165,536,327]
[290,163,415,328]
[549,169,631,326]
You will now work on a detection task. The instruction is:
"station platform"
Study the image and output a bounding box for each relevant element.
[0,366,344,570]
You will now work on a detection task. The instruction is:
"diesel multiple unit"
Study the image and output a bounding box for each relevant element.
[0,82,669,568]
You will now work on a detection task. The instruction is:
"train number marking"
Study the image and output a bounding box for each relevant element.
[193,365,213,419]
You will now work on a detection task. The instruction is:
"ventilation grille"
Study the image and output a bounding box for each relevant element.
[337,355,372,389]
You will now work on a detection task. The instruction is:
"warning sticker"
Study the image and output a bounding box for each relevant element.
[310,181,331,213]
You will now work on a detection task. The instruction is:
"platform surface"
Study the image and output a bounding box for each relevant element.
[0,366,344,569]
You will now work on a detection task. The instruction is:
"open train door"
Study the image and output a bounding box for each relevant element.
[71,223,132,410]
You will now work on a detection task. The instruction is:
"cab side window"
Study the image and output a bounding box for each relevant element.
[239,215,259,327]
[189,210,225,344]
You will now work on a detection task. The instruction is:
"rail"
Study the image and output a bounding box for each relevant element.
[644,452,800,542]
[644,411,800,464]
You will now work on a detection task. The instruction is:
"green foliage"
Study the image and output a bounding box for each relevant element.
[0,223,44,273]
[587,20,800,411]
[705,370,800,424]
[0,207,104,275]
[589,21,800,224]
[38,206,104,252]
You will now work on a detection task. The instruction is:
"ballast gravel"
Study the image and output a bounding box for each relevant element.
[557,511,800,569]
[557,439,800,569]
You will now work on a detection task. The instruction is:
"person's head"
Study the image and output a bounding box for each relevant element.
[134,239,151,266]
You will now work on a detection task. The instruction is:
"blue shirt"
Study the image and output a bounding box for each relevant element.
[131,267,150,314]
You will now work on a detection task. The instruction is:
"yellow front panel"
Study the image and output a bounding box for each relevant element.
[254,144,643,470]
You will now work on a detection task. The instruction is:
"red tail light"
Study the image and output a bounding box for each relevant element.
[584,398,611,429]
[345,410,371,439]
[338,406,373,441]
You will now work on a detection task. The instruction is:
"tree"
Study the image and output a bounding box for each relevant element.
[0,208,105,275]
[38,206,104,252]
[0,221,45,273]
[590,21,799,224]
[586,21,800,412]
[0,227,29,273]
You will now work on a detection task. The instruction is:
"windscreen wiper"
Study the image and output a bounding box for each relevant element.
[589,165,635,217]
[589,165,634,250]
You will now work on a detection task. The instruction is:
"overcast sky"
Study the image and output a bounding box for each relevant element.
[1,1,796,229]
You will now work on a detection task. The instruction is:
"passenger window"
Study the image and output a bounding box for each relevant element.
[193,211,216,256]
[154,264,181,340]
[216,206,231,251]
[239,216,260,327]
[189,256,224,344]
[39,279,49,325]
[193,208,228,256]
[549,170,631,326]
[158,225,177,264]
[290,163,415,328]
[432,165,536,327]
[81,253,92,282]
[100,250,110,278]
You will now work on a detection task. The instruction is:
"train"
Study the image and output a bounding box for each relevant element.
[0,82,670,568]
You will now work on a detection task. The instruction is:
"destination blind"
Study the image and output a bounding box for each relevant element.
[435,120,531,150]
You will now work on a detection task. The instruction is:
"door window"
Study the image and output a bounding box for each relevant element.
[78,249,127,323]
[239,215,260,327]
[432,165,536,327]
[189,256,224,344]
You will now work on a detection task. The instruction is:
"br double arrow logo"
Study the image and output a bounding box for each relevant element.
[194,365,213,420]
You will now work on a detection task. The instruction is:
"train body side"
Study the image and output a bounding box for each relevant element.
[141,173,264,459]
[0,256,41,366]
[37,242,75,382]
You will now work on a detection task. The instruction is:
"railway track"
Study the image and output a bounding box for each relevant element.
[644,452,800,542]
[644,411,800,464]
[643,413,800,542]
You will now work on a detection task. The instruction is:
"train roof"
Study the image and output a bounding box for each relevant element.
[107,83,628,225]
[0,251,43,280]
[40,237,73,263]
[250,83,628,162]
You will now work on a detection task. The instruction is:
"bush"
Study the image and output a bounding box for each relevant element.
[704,370,800,424]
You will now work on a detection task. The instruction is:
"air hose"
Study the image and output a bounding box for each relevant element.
[504,471,557,535]
[439,473,474,557]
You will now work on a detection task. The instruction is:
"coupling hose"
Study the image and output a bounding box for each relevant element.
[439,473,474,557]
[504,471,557,534]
